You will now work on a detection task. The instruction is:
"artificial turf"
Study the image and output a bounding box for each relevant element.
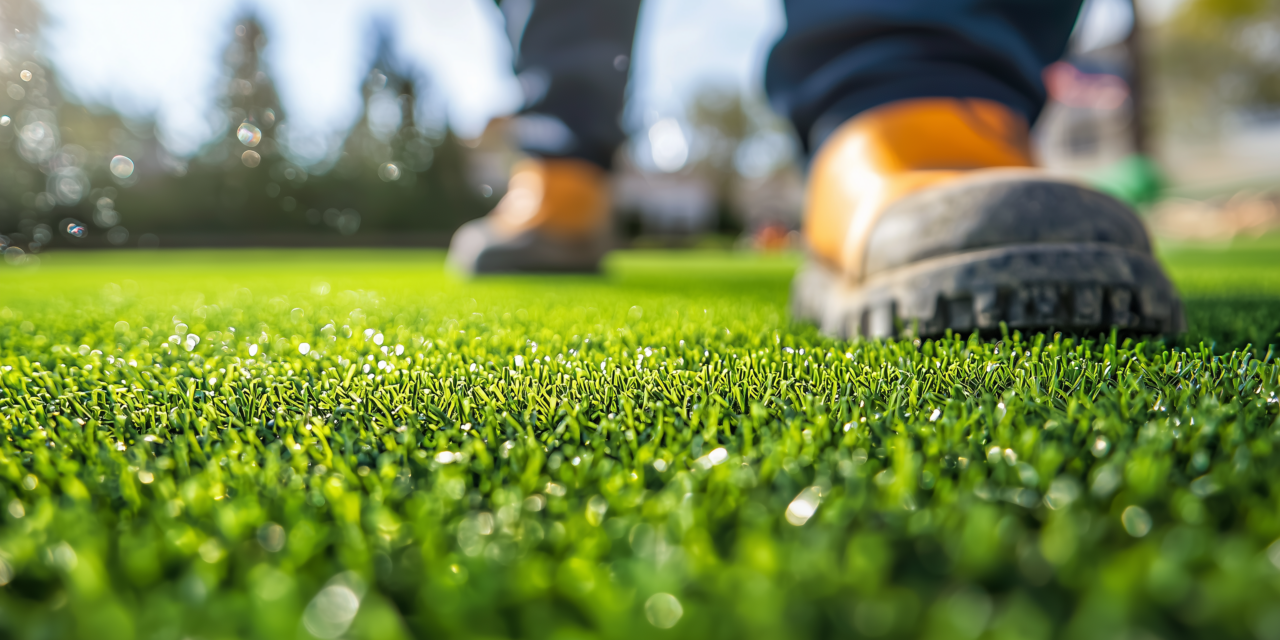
[0,240,1278,639]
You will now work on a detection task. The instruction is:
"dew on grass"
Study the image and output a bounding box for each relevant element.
[298,343,310,355]
[1044,477,1080,510]
[258,522,286,552]
[378,162,400,181]
[1122,506,1153,537]
[786,486,823,526]
[0,116,9,126]
[303,583,360,639]
[19,70,31,81]
[1092,436,1110,457]
[586,495,608,525]
[65,223,85,238]
[524,495,545,512]
[645,593,683,629]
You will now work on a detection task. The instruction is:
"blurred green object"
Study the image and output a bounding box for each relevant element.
[1087,153,1166,207]
[0,246,1277,639]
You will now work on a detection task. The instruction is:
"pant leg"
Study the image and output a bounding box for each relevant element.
[505,0,643,169]
[765,0,1085,152]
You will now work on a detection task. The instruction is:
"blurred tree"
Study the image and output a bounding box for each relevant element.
[685,87,800,235]
[1152,0,1280,138]
[92,17,489,247]
[0,0,126,258]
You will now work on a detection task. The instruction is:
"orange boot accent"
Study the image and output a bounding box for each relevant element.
[804,98,1035,281]
[490,158,611,239]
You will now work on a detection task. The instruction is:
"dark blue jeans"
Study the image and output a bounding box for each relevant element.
[507,0,1083,167]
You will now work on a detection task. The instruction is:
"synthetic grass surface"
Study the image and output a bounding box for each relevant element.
[0,242,1278,639]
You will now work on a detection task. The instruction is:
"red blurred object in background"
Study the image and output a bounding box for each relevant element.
[1044,61,1130,110]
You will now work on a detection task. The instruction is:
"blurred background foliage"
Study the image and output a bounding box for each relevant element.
[1153,0,1280,138]
[0,0,1276,258]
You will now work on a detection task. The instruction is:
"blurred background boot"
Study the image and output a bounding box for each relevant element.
[447,158,612,274]
[792,97,1185,338]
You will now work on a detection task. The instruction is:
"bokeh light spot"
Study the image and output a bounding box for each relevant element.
[109,155,135,179]
[378,162,400,182]
[237,122,262,147]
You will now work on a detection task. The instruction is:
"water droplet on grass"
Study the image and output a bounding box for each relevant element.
[258,522,286,552]
[1092,436,1110,457]
[303,582,360,638]
[242,150,261,167]
[1122,505,1152,537]
[19,70,31,81]
[645,593,683,629]
[1044,476,1080,509]
[786,486,822,526]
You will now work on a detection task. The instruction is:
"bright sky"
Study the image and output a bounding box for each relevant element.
[38,0,785,165]
[36,0,1181,167]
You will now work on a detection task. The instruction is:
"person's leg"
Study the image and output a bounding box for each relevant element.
[448,0,643,274]
[767,0,1084,151]
[774,0,1185,337]
[507,0,643,169]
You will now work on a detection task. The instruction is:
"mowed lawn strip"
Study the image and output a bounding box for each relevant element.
[0,244,1277,639]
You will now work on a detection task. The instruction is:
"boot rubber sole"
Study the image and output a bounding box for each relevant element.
[448,219,609,274]
[792,242,1186,339]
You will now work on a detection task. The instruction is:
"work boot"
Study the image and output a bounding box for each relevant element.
[792,97,1184,338]
[448,158,611,274]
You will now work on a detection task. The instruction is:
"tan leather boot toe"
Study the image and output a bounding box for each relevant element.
[448,158,612,274]
[792,98,1184,338]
